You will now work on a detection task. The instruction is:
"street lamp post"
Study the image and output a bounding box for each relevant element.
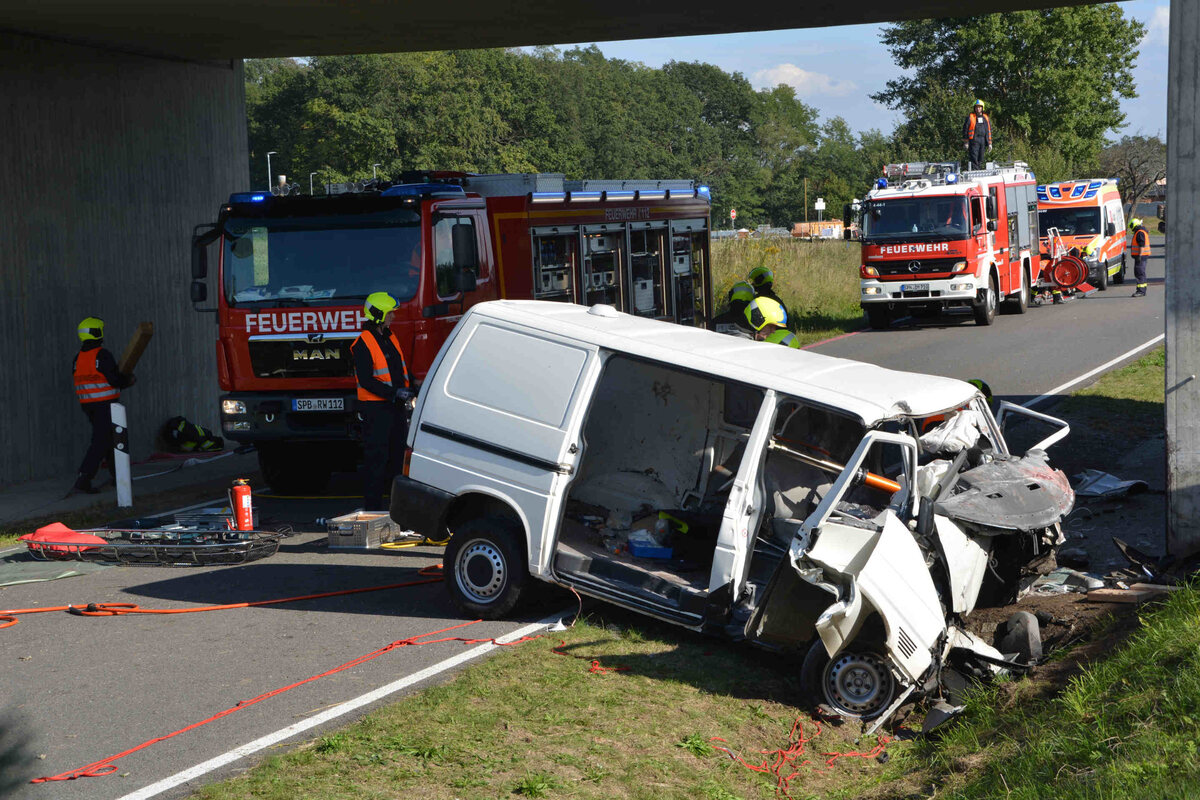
[266,151,277,191]
[373,163,381,180]
[310,172,318,195]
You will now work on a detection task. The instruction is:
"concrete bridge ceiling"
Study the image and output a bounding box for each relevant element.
[1,0,1093,61]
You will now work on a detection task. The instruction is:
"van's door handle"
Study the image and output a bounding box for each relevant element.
[568,443,578,454]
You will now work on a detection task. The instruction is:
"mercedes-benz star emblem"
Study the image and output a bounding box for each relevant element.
[908,261,922,273]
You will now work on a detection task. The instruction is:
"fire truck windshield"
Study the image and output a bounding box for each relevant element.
[1037,207,1101,238]
[862,197,969,241]
[222,209,422,307]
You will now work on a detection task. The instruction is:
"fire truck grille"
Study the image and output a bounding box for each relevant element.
[249,340,355,379]
[875,258,962,277]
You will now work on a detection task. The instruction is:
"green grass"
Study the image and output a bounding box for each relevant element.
[711,238,862,346]
[1057,346,1164,439]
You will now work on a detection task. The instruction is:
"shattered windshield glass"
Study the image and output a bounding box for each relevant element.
[222,209,422,307]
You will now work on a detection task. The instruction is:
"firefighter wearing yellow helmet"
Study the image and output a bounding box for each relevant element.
[351,291,412,509]
[744,297,799,347]
[71,316,136,495]
[713,281,757,337]
[747,266,792,325]
[962,99,992,170]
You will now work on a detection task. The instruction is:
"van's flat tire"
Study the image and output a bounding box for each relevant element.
[801,638,896,721]
[445,517,528,619]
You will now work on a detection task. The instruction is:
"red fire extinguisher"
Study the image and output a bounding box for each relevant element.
[231,478,253,531]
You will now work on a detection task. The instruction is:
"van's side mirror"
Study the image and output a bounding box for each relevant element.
[1106,222,1116,237]
[986,220,997,232]
[451,224,478,272]
[190,280,208,303]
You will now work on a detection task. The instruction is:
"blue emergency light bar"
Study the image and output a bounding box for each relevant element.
[228,193,268,203]
[380,183,466,198]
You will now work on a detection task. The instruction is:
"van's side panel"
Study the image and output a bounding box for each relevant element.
[410,316,598,564]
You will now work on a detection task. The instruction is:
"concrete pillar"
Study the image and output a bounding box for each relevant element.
[1166,0,1200,554]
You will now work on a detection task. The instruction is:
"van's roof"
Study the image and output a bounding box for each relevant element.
[468,301,977,423]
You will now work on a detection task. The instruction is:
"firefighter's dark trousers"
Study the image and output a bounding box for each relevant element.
[76,401,114,486]
[360,400,408,511]
[967,142,987,170]
[1134,256,1147,287]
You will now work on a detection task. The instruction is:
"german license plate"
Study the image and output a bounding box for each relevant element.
[292,397,344,412]
[900,283,930,291]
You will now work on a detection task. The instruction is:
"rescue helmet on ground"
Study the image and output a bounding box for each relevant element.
[745,297,787,331]
[727,281,755,303]
[77,317,104,342]
[364,292,399,324]
[973,99,985,109]
[967,378,993,400]
[748,266,774,289]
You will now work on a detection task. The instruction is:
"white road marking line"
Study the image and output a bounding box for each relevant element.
[1023,334,1164,409]
[114,612,567,800]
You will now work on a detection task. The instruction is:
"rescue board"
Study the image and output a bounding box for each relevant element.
[118,321,154,375]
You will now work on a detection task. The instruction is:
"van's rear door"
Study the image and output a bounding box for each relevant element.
[410,316,599,565]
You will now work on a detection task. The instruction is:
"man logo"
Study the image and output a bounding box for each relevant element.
[908,261,923,273]
[294,348,341,361]
[307,333,326,344]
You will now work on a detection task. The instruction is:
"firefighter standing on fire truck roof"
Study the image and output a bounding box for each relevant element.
[352,292,412,510]
[962,100,992,171]
[71,317,135,496]
[1130,218,1150,297]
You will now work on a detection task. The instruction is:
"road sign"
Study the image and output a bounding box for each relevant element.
[814,198,826,211]
[730,208,737,220]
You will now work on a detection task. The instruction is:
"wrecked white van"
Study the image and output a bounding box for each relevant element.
[390,300,1073,724]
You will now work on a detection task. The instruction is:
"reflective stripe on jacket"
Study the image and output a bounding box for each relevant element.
[74,351,120,403]
[764,329,801,349]
[1131,228,1151,259]
[353,329,409,402]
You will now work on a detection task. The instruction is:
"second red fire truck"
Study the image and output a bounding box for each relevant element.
[190,172,713,492]
[855,161,1041,328]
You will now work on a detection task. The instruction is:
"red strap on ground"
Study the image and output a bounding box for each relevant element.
[710,715,890,798]
[0,565,444,630]
[550,639,630,674]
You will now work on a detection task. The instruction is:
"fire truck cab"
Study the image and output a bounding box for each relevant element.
[190,172,712,494]
[857,161,1040,329]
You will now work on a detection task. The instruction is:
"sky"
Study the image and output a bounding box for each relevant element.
[548,1,1168,141]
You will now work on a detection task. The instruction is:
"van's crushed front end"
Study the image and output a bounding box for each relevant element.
[787,401,1073,730]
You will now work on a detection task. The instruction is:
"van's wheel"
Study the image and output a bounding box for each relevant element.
[973,275,997,326]
[445,517,528,619]
[1114,253,1126,284]
[1004,268,1029,314]
[801,639,896,720]
[865,305,891,330]
[1096,262,1109,291]
[257,443,332,495]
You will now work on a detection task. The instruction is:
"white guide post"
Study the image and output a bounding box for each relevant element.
[111,402,133,507]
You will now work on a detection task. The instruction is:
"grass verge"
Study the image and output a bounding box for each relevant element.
[712,238,861,346]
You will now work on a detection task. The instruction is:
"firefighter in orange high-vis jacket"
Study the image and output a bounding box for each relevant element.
[962,99,992,171]
[1130,218,1150,297]
[72,317,135,495]
[351,292,412,510]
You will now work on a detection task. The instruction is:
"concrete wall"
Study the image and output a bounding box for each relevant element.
[0,33,248,486]
[1166,0,1200,555]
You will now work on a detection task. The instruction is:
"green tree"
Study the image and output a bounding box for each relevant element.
[874,6,1145,175]
[1099,134,1167,210]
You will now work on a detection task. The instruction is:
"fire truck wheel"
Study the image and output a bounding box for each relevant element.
[973,275,997,326]
[1003,268,1029,315]
[1114,253,1126,284]
[865,305,891,330]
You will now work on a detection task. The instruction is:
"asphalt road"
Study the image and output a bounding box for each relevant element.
[809,245,1166,405]
[0,243,1167,800]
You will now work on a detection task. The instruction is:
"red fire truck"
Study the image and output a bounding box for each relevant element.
[190,172,713,492]
[854,161,1041,328]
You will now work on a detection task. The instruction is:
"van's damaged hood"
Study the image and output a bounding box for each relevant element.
[935,451,1074,532]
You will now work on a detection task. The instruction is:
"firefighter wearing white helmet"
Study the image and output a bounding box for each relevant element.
[70,316,136,495]
[351,291,412,510]
[744,297,800,348]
